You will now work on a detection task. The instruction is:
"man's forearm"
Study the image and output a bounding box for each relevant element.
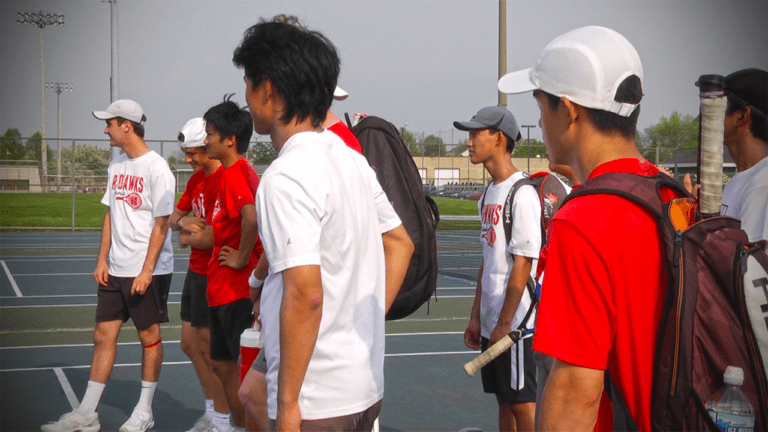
[497,256,533,327]
[382,225,414,312]
[141,215,170,275]
[236,204,259,264]
[277,265,323,412]
[97,210,111,263]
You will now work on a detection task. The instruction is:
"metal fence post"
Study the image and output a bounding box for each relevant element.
[71,140,75,231]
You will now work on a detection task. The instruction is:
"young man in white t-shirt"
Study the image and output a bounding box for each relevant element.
[456,105,540,432]
[41,99,176,432]
[232,16,414,431]
[720,68,768,243]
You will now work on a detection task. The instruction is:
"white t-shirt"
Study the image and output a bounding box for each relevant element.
[256,130,401,420]
[477,172,541,339]
[722,155,768,242]
[101,151,175,277]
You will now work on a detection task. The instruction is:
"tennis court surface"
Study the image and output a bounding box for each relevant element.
[0,231,499,432]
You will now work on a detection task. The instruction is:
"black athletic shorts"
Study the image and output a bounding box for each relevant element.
[480,336,537,403]
[209,298,254,362]
[180,268,211,328]
[95,274,172,330]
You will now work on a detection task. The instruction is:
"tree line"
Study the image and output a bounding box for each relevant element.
[2,111,698,169]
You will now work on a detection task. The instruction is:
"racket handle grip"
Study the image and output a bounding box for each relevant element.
[463,333,516,377]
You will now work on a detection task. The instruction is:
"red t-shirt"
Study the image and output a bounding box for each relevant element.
[176,167,223,274]
[208,158,263,307]
[533,158,678,432]
[328,122,363,154]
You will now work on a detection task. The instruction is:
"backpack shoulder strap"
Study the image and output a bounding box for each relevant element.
[502,175,536,247]
[561,172,689,218]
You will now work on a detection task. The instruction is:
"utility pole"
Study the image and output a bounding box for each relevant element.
[17,10,64,188]
[520,125,536,171]
[498,0,507,107]
[46,82,73,188]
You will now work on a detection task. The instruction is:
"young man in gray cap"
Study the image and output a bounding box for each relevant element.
[456,105,538,431]
[42,99,176,432]
[499,26,683,431]
[168,117,230,432]
[721,68,768,243]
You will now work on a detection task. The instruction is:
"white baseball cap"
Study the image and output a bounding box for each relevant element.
[93,99,146,123]
[498,26,643,117]
[333,86,349,101]
[178,118,207,148]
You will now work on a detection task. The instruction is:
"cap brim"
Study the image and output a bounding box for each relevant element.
[498,68,538,94]
[453,120,488,131]
[333,86,349,101]
[92,111,117,120]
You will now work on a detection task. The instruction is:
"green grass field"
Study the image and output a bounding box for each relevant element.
[0,193,479,229]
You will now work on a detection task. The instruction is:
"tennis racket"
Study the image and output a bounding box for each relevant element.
[463,328,526,377]
[695,74,727,218]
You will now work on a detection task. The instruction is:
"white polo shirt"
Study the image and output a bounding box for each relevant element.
[256,130,401,420]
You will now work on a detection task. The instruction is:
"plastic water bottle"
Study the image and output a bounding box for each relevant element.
[704,366,755,432]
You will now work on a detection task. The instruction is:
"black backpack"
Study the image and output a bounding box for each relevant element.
[563,172,768,431]
[350,116,440,320]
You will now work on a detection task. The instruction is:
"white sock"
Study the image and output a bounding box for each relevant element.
[135,380,157,413]
[79,381,106,414]
[205,399,214,421]
[211,410,230,432]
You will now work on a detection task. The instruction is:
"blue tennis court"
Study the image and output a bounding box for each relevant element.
[0,231,496,431]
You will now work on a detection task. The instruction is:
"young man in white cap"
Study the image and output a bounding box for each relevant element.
[168,118,230,432]
[455,106,539,431]
[42,99,176,432]
[498,26,682,431]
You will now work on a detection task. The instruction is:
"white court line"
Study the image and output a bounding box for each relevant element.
[53,367,80,410]
[1,260,23,297]
[1,352,475,372]
[13,271,188,276]
[0,292,182,299]
[0,301,182,309]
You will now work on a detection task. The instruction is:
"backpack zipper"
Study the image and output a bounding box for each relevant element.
[671,231,684,395]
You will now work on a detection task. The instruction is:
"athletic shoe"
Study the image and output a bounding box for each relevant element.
[185,415,213,432]
[40,409,100,432]
[118,409,154,432]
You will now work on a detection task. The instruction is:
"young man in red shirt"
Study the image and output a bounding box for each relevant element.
[499,26,679,431]
[203,98,263,432]
[169,117,230,432]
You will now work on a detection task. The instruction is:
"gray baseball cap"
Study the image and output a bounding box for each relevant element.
[453,106,521,141]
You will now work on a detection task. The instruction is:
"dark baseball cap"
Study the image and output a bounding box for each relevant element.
[453,106,521,141]
[725,68,767,116]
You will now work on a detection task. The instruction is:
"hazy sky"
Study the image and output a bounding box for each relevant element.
[1,0,766,153]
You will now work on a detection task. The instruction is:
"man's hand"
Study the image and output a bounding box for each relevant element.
[93,261,109,286]
[683,173,700,198]
[464,316,481,350]
[489,322,510,346]
[131,270,153,295]
[219,245,248,269]
[181,216,206,233]
[275,400,302,432]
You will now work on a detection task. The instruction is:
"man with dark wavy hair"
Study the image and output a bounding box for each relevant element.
[233,16,413,431]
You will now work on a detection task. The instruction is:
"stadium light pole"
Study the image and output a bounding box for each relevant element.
[102,0,121,162]
[46,82,73,187]
[17,10,64,187]
[520,125,536,171]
